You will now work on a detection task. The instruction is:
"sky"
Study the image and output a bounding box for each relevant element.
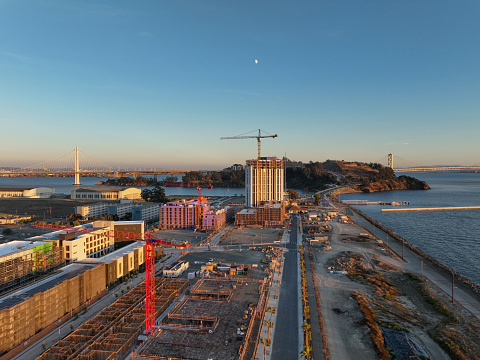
[1,0,479,169]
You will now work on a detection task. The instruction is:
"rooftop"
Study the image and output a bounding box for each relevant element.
[79,241,145,264]
[0,240,50,258]
[0,187,34,191]
[74,187,138,193]
[0,263,98,311]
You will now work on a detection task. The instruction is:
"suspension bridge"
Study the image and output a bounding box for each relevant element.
[0,147,189,185]
[374,154,480,172]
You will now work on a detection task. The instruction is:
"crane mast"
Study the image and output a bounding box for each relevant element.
[220,129,277,160]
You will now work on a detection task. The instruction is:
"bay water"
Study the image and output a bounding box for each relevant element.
[340,172,480,286]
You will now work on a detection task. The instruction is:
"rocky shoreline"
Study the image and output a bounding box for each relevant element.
[333,193,480,295]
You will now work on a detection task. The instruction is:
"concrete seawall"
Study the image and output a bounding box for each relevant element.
[382,206,480,212]
[343,203,480,295]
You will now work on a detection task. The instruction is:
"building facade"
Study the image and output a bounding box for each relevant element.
[245,157,285,207]
[76,201,159,221]
[57,221,144,261]
[235,202,285,228]
[0,187,55,198]
[159,200,232,231]
[71,187,141,200]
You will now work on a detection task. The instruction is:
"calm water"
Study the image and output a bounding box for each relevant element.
[0,175,245,197]
[341,172,480,285]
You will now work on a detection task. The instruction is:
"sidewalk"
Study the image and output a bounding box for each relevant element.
[255,250,285,360]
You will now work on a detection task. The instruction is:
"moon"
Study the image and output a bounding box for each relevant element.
[254,59,258,64]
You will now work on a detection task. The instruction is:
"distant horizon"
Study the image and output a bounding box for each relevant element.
[1,155,479,171]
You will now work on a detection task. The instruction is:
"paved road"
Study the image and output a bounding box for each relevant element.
[271,215,300,360]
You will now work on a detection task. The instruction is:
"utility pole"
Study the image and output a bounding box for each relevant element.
[452,270,455,304]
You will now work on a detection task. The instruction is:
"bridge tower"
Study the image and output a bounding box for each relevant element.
[74,147,81,185]
[387,154,394,169]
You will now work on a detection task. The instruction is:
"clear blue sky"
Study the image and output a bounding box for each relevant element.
[1,0,479,169]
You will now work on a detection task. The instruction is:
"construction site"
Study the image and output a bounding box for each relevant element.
[37,278,188,360]
[0,263,106,355]
[133,278,266,360]
[0,241,64,293]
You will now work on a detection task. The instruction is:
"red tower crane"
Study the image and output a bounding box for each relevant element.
[31,222,189,335]
[197,185,213,202]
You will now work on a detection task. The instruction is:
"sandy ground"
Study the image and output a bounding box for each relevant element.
[153,228,211,246]
[309,218,455,360]
[220,227,282,245]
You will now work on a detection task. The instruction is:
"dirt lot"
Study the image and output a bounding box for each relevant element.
[154,228,211,246]
[220,227,282,245]
[0,198,90,219]
[181,249,270,281]
[309,218,480,360]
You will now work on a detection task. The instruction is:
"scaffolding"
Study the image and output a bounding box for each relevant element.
[0,243,64,293]
[133,278,262,360]
[37,278,188,360]
[0,264,105,355]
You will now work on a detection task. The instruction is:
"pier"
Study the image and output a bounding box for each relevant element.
[382,206,480,212]
[343,200,409,206]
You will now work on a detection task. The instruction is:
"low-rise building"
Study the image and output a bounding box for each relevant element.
[0,263,105,354]
[0,241,64,292]
[71,187,141,200]
[235,202,286,228]
[159,199,232,231]
[163,260,189,278]
[52,221,145,261]
[0,187,55,198]
[0,215,33,224]
[76,201,159,221]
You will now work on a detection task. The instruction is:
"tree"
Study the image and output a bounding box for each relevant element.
[260,337,267,360]
[300,344,313,359]
[141,183,167,203]
[2,228,13,236]
[287,190,300,201]
[163,176,178,183]
[266,307,276,342]
[314,193,320,206]
[67,213,83,221]
[182,171,205,184]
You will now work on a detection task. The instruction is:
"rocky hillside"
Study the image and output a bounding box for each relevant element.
[326,160,430,193]
[356,175,430,193]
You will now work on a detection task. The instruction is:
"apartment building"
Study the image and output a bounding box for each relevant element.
[245,157,285,207]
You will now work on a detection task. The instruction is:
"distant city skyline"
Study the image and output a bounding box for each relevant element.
[1,1,479,168]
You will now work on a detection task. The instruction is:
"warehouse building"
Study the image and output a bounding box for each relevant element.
[76,201,159,221]
[0,187,55,198]
[71,187,141,200]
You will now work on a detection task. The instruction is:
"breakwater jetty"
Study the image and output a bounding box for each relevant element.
[382,206,480,212]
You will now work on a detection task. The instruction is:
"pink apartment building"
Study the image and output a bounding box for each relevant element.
[159,199,233,231]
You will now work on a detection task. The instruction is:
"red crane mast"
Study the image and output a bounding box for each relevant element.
[32,222,189,335]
